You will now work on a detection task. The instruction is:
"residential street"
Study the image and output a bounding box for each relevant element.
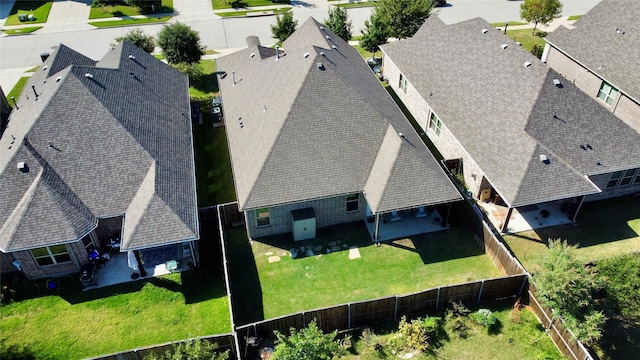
[0,0,601,91]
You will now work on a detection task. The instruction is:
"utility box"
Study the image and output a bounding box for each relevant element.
[291,208,316,241]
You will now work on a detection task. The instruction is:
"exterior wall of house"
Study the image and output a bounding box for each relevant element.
[545,46,640,130]
[245,194,367,239]
[0,251,16,274]
[12,241,88,279]
[383,55,486,198]
[586,171,640,202]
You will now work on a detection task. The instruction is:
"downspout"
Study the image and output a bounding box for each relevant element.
[374,213,380,242]
[501,207,514,233]
[442,203,452,228]
[571,196,585,224]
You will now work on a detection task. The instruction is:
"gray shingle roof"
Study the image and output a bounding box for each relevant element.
[217,17,461,213]
[381,16,640,207]
[545,0,640,102]
[0,42,198,252]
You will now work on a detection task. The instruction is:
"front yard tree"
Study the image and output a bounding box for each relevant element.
[534,239,605,345]
[324,6,352,42]
[271,11,298,45]
[375,0,434,39]
[360,11,389,58]
[157,22,204,65]
[114,29,156,54]
[520,0,563,35]
[272,319,344,360]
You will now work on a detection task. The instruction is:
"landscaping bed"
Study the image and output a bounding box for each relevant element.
[4,1,52,26]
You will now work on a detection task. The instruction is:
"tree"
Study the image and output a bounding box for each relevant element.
[157,22,204,65]
[374,0,434,39]
[324,6,352,42]
[271,11,298,45]
[272,319,344,360]
[534,239,605,345]
[360,11,389,57]
[143,338,229,360]
[520,0,563,35]
[114,29,156,54]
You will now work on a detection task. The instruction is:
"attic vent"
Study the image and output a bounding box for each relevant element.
[303,52,310,58]
[317,62,325,70]
[17,162,28,173]
[128,54,135,60]
[320,26,325,31]
[332,45,337,50]
[539,154,550,164]
[325,35,331,40]
[523,61,532,68]
[55,76,61,82]
[85,73,94,79]
[501,44,508,49]
[42,65,48,70]
[482,29,488,33]
[250,52,255,58]
[553,79,562,87]
[320,52,326,57]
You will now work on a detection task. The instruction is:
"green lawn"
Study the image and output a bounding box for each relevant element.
[6,77,30,107]
[492,21,529,27]
[89,16,171,28]
[3,26,42,35]
[226,222,500,325]
[505,28,547,54]
[216,7,289,17]
[334,1,378,8]
[568,15,582,21]
[345,299,562,359]
[89,0,173,19]
[212,0,290,10]
[4,1,52,26]
[0,268,230,359]
[503,195,640,272]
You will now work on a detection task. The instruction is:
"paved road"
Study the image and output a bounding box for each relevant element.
[0,0,601,91]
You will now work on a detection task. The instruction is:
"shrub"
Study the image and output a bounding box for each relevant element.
[172,63,204,84]
[471,309,498,333]
[397,315,428,352]
[271,319,344,360]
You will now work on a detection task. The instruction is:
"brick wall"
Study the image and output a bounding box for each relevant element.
[614,94,640,132]
[12,241,86,279]
[245,194,367,239]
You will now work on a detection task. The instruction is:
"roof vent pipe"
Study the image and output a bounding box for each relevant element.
[275,45,280,61]
[501,44,508,49]
[31,85,38,99]
[232,71,236,85]
[523,61,532,68]
[11,96,18,109]
[128,54,135,60]
[85,73,94,79]
[482,29,488,33]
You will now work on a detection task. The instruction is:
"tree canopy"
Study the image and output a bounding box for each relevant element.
[143,338,229,360]
[157,22,204,65]
[324,6,352,42]
[271,11,298,45]
[374,0,434,39]
[360,11,389,56]
[114,29,156,54]
[520,0,563,35]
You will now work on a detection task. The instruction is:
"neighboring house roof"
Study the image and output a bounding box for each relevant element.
[544,0,640,102]
[217,17,462,213]
[381,16,640,208]
[0,42,199,252]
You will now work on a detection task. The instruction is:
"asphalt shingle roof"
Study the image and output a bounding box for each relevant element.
[0,42,198,252]
[217,17,461,213]
[381,16,640,207]
[545,0,640,102]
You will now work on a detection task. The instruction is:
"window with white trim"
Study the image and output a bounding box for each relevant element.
[256,208,270,227]
[30,245,71,266]
[597,81,619,106]
[346,193,359,212]
[429,112,442,136]
[399,74,408,94]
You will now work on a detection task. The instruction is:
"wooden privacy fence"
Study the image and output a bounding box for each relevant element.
[236,274,528,353]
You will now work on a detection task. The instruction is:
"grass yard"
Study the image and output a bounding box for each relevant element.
[89,16,171,28]
[492,21,529,27]
[6,77,30,107]
[334,1,378,8]
[3,26,42,35]
[212,0,290,10]
[505,28,547,54]
[568,15,583,21]
[226,222,500,325]
[342,299,562,359]
[89,0,173,19]
[503,195,640,272]
[216,7,289,17]
[4,1,52,26]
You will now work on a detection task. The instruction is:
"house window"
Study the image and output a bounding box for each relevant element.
[429,112,442,136]
[346,193,360,212]
[597,82,619,106]
[30,245,71,266]
[256,208,270,227]
[606,171,623,188]
[620,168,638,186]
[81,234,94,250]
[399,74,408,94]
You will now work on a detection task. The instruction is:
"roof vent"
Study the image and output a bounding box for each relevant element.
[128,54,135,60]
[85,73,94,79]
[586,144,593,150]
[523,61,532,68]
[553,78,562,87]
[325,35,331,40]
[317,62,325,70]
[42,65,48,70]
[303,52,310,58]
[539,154,550,164]
[17,162,29,173]
[482,29,488,33]
[250,52,255,58]
[238,117,244,128]
[398,132,405,139]
[320,52,326,57]
[501,44,508,49]
[55,76,62,82]
[332,45,337,50]
[320,26,325,31]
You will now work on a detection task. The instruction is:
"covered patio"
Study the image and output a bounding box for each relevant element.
[365,206,451,242]
[478,200,575,234]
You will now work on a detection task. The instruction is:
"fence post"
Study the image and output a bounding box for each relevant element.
[348,303,351,329]
[518,276,527,296]
[302,312,306,328]
[394,295,398,320]
[477,280,484,304]
[436,287,441,311]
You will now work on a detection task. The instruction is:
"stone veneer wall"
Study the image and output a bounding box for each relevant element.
[245,194,367,239]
